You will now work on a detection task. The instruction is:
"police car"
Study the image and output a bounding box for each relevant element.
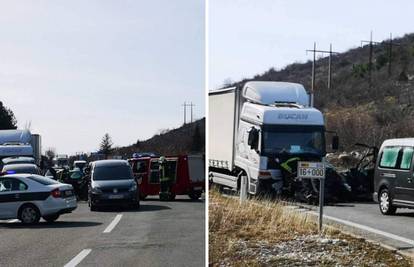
[0,173,77,224]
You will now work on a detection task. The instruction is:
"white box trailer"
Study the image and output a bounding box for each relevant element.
[208,87,241,171]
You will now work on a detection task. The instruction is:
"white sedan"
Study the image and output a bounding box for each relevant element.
[0,174,77,224]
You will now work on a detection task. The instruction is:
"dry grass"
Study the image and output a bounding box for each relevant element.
[209,189,412,266]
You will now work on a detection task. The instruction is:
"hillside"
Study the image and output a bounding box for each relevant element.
[114,118,205,158]
[227,33,414,150]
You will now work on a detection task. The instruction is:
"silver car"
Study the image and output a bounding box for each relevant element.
[0,174,77,224]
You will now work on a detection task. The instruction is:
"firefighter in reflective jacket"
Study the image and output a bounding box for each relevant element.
[159,156,171,201]
[280,157,316,202]
[279,157,301,196]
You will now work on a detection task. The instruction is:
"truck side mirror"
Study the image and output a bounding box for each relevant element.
[248,128,259,151]
[332,136,339,150]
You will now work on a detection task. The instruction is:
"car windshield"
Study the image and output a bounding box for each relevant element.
[93,165,133,181]
[262,125,325,156]
[27,175,60,185]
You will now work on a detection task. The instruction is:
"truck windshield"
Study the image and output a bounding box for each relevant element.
[262,125,325,156]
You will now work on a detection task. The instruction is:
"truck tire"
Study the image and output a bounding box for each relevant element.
[379,188,397,215]
[19,204,41,224]
[43,214,60,223]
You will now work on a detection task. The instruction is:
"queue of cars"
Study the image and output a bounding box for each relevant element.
[0,154,205,224]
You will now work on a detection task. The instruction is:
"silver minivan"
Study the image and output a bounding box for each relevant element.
[374,138,414,215]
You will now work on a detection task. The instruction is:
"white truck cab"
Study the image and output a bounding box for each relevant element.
[209,81,330,195]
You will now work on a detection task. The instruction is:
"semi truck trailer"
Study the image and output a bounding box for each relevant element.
[209,81,337,197]
[0,129,42,166]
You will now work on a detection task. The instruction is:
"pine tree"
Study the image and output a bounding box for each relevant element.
[100,133,113,159]
[0,101,17,129]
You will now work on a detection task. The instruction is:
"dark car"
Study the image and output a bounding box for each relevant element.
[88,160,140,211]
[374,138,414,215]
[2,163,41,175]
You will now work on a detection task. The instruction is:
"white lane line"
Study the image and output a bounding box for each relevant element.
[307,211,414,246]
[64,249,92,267]
[103,214,123,233]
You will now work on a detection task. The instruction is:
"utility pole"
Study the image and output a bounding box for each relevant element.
[387,33,401,77]
[182,102,195,124]
[361,31,380,88]
[189,102,195,123]
[306,43,339,106]
[182,101,187,125]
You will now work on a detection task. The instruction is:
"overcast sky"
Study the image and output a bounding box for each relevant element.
[209,0,414,89]
[0,0,204,155]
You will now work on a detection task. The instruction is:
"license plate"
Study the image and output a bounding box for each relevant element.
[109,194,124,199]
[297,161,325,179]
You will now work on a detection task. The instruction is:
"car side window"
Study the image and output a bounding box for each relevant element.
[0,178,28,192]
[399,147,414,170]
[379,146,401,169]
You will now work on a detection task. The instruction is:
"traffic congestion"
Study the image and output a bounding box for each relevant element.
[0,129,205,225]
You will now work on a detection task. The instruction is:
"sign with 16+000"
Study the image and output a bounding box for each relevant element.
[297,161,325,179]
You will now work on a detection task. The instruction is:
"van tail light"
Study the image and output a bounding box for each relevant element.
[51,188,61,198]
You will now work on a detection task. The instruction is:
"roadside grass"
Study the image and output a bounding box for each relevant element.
[209,189,412,266]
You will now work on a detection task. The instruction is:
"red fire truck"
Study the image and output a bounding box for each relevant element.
[128,154,205,200]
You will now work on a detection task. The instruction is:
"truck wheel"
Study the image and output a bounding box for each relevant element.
[169,193,176,201]
[379,188,397,215]
[19,204,41,224]
[43,214,60,223]
[189,191,202,200]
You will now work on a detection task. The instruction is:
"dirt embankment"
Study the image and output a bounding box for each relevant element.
[209,190,412,266]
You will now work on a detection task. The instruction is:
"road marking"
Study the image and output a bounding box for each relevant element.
[307,211,414,246]
[64,249,92,267]
[103,214,123,233]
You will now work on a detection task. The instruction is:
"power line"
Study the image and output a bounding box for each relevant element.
[306,42,339,106]
[182,101,195,124]
[387,33,401,77]
[361,31,381,88]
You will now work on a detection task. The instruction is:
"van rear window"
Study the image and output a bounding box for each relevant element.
[379,147,400,168]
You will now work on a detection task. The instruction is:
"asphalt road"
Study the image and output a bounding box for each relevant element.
[0,196,205,267]
[304,202,414,250]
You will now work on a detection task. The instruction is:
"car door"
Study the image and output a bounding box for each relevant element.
[395,146,414,203]
[0,178,28,218]
[378,146,401,198]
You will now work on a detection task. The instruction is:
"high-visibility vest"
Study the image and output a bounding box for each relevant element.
[280,157,301,174]
[159,165,170,182]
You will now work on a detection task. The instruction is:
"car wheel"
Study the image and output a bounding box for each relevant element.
[379,188,397,215]
[43,214,60,223]
[188,191,202,200]
[90,204,97,211]
[19,204,41,224]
